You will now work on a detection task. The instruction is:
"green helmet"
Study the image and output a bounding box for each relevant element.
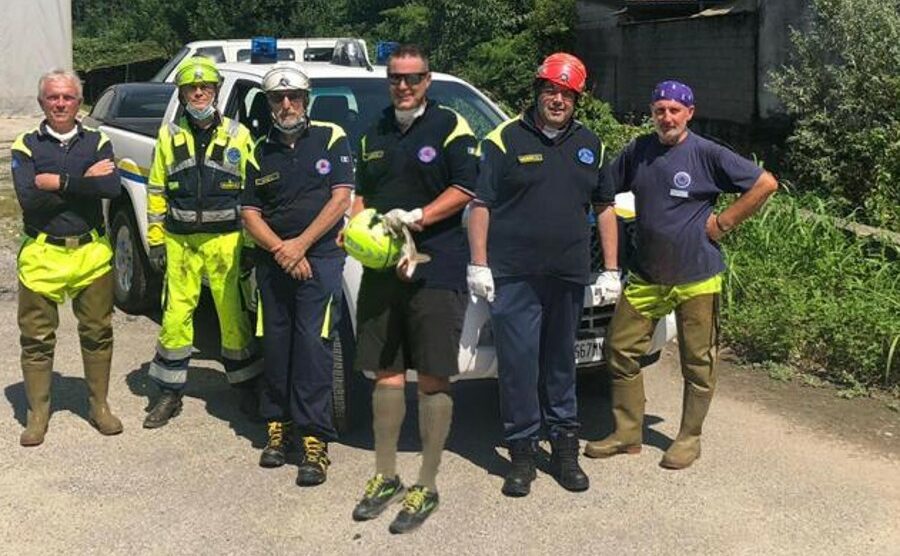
[174,56,221,87]
[343,209,404,270]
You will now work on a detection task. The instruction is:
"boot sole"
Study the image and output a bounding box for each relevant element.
[660,452,700,470]
[20,435,46,447]
[583,445,641,459]
[90,418,123,436]
[142,403,183,429]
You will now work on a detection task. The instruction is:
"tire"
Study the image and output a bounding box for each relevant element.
[332,300,363,435]
[111,210,155,314]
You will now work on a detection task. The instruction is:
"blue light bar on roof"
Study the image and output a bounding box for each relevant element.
[251,36,277,64]
[376,42,399,65]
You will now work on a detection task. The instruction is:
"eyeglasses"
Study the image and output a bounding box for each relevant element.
[387,72,428,86]
[183,83,217,94]
[266,91,307,104]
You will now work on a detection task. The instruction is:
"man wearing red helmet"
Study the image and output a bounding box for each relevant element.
[468,53,620,496]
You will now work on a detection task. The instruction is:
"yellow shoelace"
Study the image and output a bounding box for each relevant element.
[364,474,387,498]
[302,436,329,465]
[267,422,284,447]
[402,487,428,512]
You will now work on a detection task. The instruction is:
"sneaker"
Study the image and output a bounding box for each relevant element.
[388,485,439,534]
[296,436,330,486]
[352,474,405,521]
[259,421,289,468]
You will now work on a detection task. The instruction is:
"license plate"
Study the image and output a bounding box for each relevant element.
[575,337,604,365]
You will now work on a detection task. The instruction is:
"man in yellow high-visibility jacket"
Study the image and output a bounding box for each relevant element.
[143,56,261,428]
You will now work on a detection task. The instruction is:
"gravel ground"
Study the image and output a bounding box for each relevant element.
[1,115,898,553]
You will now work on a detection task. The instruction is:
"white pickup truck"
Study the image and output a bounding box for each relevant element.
[86,58,675,430]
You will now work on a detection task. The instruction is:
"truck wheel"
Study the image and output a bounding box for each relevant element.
[332,301,363,435]
[111,210,154,314]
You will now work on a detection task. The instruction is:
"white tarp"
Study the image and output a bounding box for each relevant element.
[0,0,72,116]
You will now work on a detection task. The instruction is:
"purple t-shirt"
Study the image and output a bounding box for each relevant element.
[604,132,763,285]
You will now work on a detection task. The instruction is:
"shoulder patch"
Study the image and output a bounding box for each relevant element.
[577,148,595,165]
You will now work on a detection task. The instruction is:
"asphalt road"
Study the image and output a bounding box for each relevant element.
[0,291,897,555]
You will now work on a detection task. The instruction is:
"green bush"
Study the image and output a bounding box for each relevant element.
[768,0,900,232]
[574,95,653,158]
[721,194,900,388]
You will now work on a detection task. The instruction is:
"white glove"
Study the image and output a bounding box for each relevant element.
[594,270,622,305]
[467,264,495,303]
[382,208,424,237]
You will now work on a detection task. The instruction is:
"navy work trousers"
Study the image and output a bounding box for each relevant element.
[256,254,344,441]
[490,276,584,442]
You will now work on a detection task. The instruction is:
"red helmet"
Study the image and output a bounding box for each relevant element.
[536,52,587,94]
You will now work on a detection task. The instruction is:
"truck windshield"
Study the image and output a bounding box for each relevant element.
[308,78,505,146]
[151,47,190,82]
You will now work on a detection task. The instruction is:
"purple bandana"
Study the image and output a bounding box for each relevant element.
[652,80,694,108]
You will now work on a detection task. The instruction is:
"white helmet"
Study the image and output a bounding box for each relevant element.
[262,63,311,93]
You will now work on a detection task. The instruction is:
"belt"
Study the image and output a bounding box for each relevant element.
[25,226,106,248]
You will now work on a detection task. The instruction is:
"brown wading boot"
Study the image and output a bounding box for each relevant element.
[584,378,645,458]
[84,354,123,435]
[20,363,52,446]
[660,386,713,470]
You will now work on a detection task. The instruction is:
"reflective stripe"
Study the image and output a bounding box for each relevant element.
[222,342,255,361]
[148,360,188,385]
[148,213,166,223]
[166,122,182,136]
[156,341,193,361]
[168,158,196,176]
[320,295,334,339]
[203,208,239,222]
[204,159,241,178]
[225,357,263,384]
[226,118,240,138]
[11,131,34,157]
[169,207,198,223]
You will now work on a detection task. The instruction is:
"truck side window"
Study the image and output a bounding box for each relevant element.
[224,80,270,140]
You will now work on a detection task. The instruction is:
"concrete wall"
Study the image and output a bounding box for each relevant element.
[0,0,73,117]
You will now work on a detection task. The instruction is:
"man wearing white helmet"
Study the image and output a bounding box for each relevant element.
[241,63,354,486]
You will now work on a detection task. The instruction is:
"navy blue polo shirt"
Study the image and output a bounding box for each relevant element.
[603,131,763,285]
[11,120,121,236]
[242,121,355,258]
[474,107,614,285]
[356,101,477,290]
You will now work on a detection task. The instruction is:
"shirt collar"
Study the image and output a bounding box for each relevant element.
[522,106,579,144]
[38,119,84,141]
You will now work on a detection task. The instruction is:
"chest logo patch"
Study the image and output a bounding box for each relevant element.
[220,180,240,190]
[315,159,332,175]
[255,172,280,186]
[226,147,242,165]
[673,171,692,189]
[418,145,437,163]
[517,153,543,164]
[577,148,595,165]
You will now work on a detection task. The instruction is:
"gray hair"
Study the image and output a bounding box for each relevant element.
[38,69,83,100]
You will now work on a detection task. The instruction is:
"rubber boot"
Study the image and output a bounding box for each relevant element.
[550,430,589,492]
[660,386,712,470]
[20,363,52,446]
[502,439,537,497]
[584,377,645,458]
[84,353,123,435]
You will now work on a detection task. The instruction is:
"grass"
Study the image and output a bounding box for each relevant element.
[720,193,900,392]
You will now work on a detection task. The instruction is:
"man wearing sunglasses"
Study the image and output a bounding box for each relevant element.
[142,56,261,428]
[241,63,354,486]
[469,53,622,497]
[350,44,478,534]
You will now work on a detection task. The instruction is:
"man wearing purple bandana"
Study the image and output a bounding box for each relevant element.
[584,80,777,469]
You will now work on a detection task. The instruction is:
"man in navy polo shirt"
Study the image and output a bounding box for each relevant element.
[349,44,478,534]
[468,53,621,497]
[241,64,354,486]
[584,80,777,469]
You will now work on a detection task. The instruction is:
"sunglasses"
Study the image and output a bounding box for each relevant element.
[387,72,428,86]
[267,91,307,104]
[539,85,577,102]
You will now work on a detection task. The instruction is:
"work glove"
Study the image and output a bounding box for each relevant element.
[382,207,424,237]
[467,264,495,303]
[148,245,167,274]
[593,269,622,305]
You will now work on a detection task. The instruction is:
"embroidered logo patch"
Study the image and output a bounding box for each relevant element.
[418,145,437,163]
[517,153,544,164]
[255,172,280,186]
[226,147,242,164]
[577,148,595,165]
[220,180,240,190]
[363,150,384,161]
[673,171,692,189]
[315,159,332,175]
